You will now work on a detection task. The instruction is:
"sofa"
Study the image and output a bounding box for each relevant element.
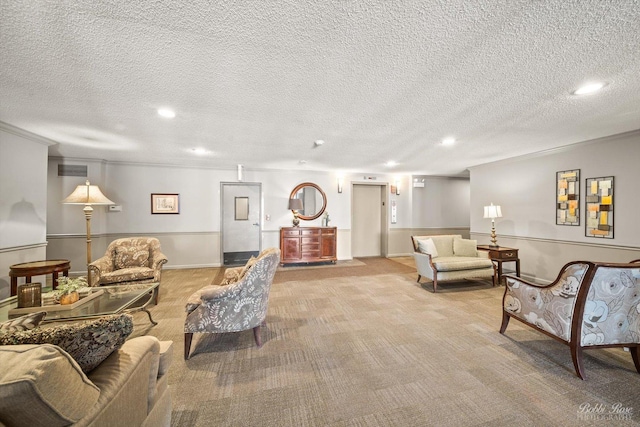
[501,259,640,379]
[411,234,495,292]
[0,318,173,426]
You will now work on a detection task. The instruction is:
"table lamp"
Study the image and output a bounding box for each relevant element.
[288,198,303,227]
[483,203,503,248]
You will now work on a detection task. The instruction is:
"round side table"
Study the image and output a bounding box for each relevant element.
[9,260,71,296]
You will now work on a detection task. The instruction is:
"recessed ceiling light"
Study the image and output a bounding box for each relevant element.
[314,140,325,147]
[299,160,307,164]
[572,82,606,96]
[385,161,398,167]
[442,137,455,146]
[157,108,176,119]
[191,148,207,155]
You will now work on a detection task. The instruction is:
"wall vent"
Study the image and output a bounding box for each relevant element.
[58,164,88,177]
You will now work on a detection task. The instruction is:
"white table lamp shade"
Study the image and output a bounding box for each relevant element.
[483,204,502,219]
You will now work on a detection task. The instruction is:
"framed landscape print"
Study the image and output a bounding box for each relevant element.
[151,193,180,214]
[585,176,613,238]
[556,169,580,225]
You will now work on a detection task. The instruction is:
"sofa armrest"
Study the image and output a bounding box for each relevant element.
[88,256,114,287]
[77,336,161,427]
[413,252,436,275]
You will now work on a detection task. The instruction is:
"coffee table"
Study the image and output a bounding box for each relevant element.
[1,283,159,325]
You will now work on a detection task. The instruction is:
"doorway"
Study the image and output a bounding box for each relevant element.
[221,182,262,266]
[351,183,388,257]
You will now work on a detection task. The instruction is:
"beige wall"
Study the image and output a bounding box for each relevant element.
[469,130,640,282]
[0,124,52,298]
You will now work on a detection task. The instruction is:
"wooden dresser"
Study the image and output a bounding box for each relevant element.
[280,227,337,266]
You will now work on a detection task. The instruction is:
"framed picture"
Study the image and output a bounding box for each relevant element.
[556,169,580,225]
[585,176,613,238]
[151,193,180,214]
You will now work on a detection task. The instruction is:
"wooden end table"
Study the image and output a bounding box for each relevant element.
[9,260,70,296]
[477,245,520,285]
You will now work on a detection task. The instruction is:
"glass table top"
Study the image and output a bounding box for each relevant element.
[1,283,159,323]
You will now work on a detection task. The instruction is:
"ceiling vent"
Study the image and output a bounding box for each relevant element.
[58,164,88,177]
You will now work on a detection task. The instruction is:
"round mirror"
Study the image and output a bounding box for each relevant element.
[289,182,327,221]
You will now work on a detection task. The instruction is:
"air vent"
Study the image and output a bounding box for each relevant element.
[58,164,87,177]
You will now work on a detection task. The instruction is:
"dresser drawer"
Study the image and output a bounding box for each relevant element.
[491,249,518,260]
[282,229,302,237]
[301,228,321,236]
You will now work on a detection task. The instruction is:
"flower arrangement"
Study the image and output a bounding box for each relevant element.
[56,276,88,295]
[55,276,88,304]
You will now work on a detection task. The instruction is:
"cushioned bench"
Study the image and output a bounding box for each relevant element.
[411,234,495,292]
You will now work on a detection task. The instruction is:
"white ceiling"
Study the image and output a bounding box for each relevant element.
[1,1,639,176]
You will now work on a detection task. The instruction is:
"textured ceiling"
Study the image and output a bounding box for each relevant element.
[1,1,639,175]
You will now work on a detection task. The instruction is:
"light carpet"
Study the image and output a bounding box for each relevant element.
[130,258,640,427]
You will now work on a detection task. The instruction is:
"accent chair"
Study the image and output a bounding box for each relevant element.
[88,237,168,301]
[501,259,640,379]
[184,248,280,359]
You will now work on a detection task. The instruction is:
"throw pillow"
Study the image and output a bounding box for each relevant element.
[0,344,100,427]
[454,238,478,257]
[0,311,46,335]
[114,246,150,269]
[239,256,258,280]
[0,313,133,373]
[220,267,243,285]
[417,238,439,258]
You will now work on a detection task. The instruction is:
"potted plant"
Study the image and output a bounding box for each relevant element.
[55,276,87,305]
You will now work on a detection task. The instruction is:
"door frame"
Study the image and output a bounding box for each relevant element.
[220,182,262,266]
[350,182,389,258]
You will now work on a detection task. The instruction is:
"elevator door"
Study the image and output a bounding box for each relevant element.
[352,184,386,257]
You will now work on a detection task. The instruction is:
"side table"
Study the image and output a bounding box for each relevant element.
[9,260,70,296]
[477,245,520,285]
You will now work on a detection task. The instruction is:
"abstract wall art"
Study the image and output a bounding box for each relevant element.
[585,176,614,238]
[556,169,580,226]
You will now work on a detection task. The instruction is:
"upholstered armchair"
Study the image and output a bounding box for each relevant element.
[184,248,280,359]
[88,237,168,290]
[501,260,640,379]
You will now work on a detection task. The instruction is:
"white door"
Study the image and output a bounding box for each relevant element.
[221,183,261,266]
[352,184,386,257]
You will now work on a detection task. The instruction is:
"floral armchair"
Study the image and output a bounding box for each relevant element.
[184,248,280,359]
[88,237,168,291]
[501,260,640,379]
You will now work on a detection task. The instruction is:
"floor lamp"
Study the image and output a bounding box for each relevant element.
[63,180,114,284]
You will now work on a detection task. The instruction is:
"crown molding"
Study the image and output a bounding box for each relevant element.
[0,121,57,147]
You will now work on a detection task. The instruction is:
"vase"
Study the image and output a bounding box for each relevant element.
[59,291,79,305]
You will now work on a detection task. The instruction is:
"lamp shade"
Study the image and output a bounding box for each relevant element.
[288,198,303,210]
[483,203,502,219]
[62,181,114,205]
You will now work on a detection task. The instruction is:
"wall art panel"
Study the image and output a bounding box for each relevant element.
[556,169,580,225]
[585,176,613,238]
